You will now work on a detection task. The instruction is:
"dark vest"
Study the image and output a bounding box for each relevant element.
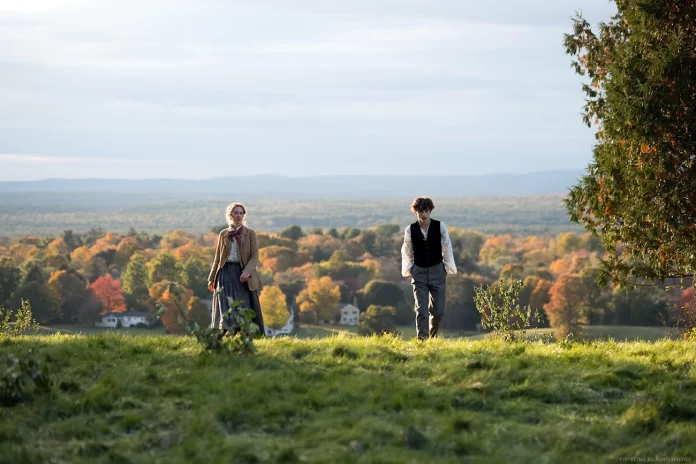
[410,219,443,268]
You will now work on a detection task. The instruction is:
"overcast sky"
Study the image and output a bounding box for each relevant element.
[0,0,616,180]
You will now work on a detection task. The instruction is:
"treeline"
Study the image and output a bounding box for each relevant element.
[0,224,690,335]
[0,194,582,236]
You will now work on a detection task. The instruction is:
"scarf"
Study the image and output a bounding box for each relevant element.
[227,225,244,247]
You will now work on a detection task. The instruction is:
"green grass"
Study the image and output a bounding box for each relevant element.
[292,324,468,340]
[47,324,163,337]
[491,326,676,343]
[1,333,695,463]
[46,323,671,342]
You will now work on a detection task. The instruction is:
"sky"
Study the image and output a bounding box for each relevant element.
[0,0,617,180]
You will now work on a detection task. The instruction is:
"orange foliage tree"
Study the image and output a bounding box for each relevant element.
[155,286,210,334]
[543,274,588,339]
[90,274,127,314]
[296,276,340,323]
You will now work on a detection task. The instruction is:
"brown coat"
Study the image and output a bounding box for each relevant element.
[208,227,263,292]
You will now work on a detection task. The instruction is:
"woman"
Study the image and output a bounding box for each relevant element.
[208,202,265,336]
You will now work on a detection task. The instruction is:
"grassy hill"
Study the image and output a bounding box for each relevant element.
[1,334,695,463]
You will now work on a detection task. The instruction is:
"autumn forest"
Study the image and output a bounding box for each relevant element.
[0,216,690,338]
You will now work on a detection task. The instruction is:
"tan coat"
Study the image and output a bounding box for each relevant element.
[208,227,263,292]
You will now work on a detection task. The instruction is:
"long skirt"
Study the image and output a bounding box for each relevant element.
[211,262,265,336]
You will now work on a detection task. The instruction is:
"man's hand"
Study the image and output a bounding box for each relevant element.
[208,283,214,293]
[240,272,250,283]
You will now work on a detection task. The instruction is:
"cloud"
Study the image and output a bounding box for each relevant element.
[0,0,614,179]
[0,154,155,164]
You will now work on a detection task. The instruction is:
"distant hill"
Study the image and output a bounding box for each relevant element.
[0,170,583,197]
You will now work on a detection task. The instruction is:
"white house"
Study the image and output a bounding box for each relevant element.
[265,309,295,337]
[95,311,151,328]
[339,304,360,326]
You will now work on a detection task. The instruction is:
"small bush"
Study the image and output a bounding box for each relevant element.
[0,300,40,336]
[474,277,541,342]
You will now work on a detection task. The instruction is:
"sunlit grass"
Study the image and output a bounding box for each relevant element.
[1,333,694,463]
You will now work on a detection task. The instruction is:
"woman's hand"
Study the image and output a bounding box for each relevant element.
[208,283,214,293]
[240,272,250,283]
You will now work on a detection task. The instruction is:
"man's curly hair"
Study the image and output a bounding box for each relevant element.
[410,197,435,213]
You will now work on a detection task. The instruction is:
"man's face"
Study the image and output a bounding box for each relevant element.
[415,209,431,223]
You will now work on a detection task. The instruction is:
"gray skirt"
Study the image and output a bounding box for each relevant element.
[212,262,265,336]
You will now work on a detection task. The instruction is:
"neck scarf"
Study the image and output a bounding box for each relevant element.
[228,225,244,246]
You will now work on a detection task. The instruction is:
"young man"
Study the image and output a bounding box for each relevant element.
[401,197,457,339]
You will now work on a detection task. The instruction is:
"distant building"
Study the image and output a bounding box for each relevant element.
[339,304,360,326]
[95,311,151,328]
[265,309,295,337]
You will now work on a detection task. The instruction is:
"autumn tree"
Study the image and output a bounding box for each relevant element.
[500,263,525,281]
[280,225,305,241]
[179,256,209,298]
[544,274,588,339]
[296,276,340,323]
[259,246,296,274]
[148,251,179,284]
[90,274,127,314]
[555,232,583,257]
[156,286,209,333]
[564,2,696,287]
[122,253,150,309]
[355,280,405,311]
[23,264,45,285]
[48,270,90,323]
[529,279,553,327]
[84,256,108,283]
[114,237,141,269]
[676,288,696,332]
[259,285,290,330]
[12,281,62,324]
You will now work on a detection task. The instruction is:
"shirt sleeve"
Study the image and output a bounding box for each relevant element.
[441,222,457,275]
[401,226,414,277]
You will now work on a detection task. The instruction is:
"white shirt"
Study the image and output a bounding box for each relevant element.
[226,225,242,263]
[401,221,457,277]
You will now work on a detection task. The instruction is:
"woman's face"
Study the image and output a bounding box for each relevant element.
[231,206,245,225]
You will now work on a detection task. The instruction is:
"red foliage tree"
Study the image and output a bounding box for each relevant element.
[89,274,127,315]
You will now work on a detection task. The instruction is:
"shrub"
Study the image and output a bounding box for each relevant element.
[0,300,40,336]
[474,276,541,342]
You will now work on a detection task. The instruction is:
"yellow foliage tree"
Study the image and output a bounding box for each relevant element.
[296,276,340,323]
[70,246,92,269]
[259,285,289,330]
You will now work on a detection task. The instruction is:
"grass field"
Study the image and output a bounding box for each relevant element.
[1,333,694,463]
[48,323,672,342]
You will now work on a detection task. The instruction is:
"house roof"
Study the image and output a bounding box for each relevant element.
[102,311,150,318]
[339,304,360,313]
